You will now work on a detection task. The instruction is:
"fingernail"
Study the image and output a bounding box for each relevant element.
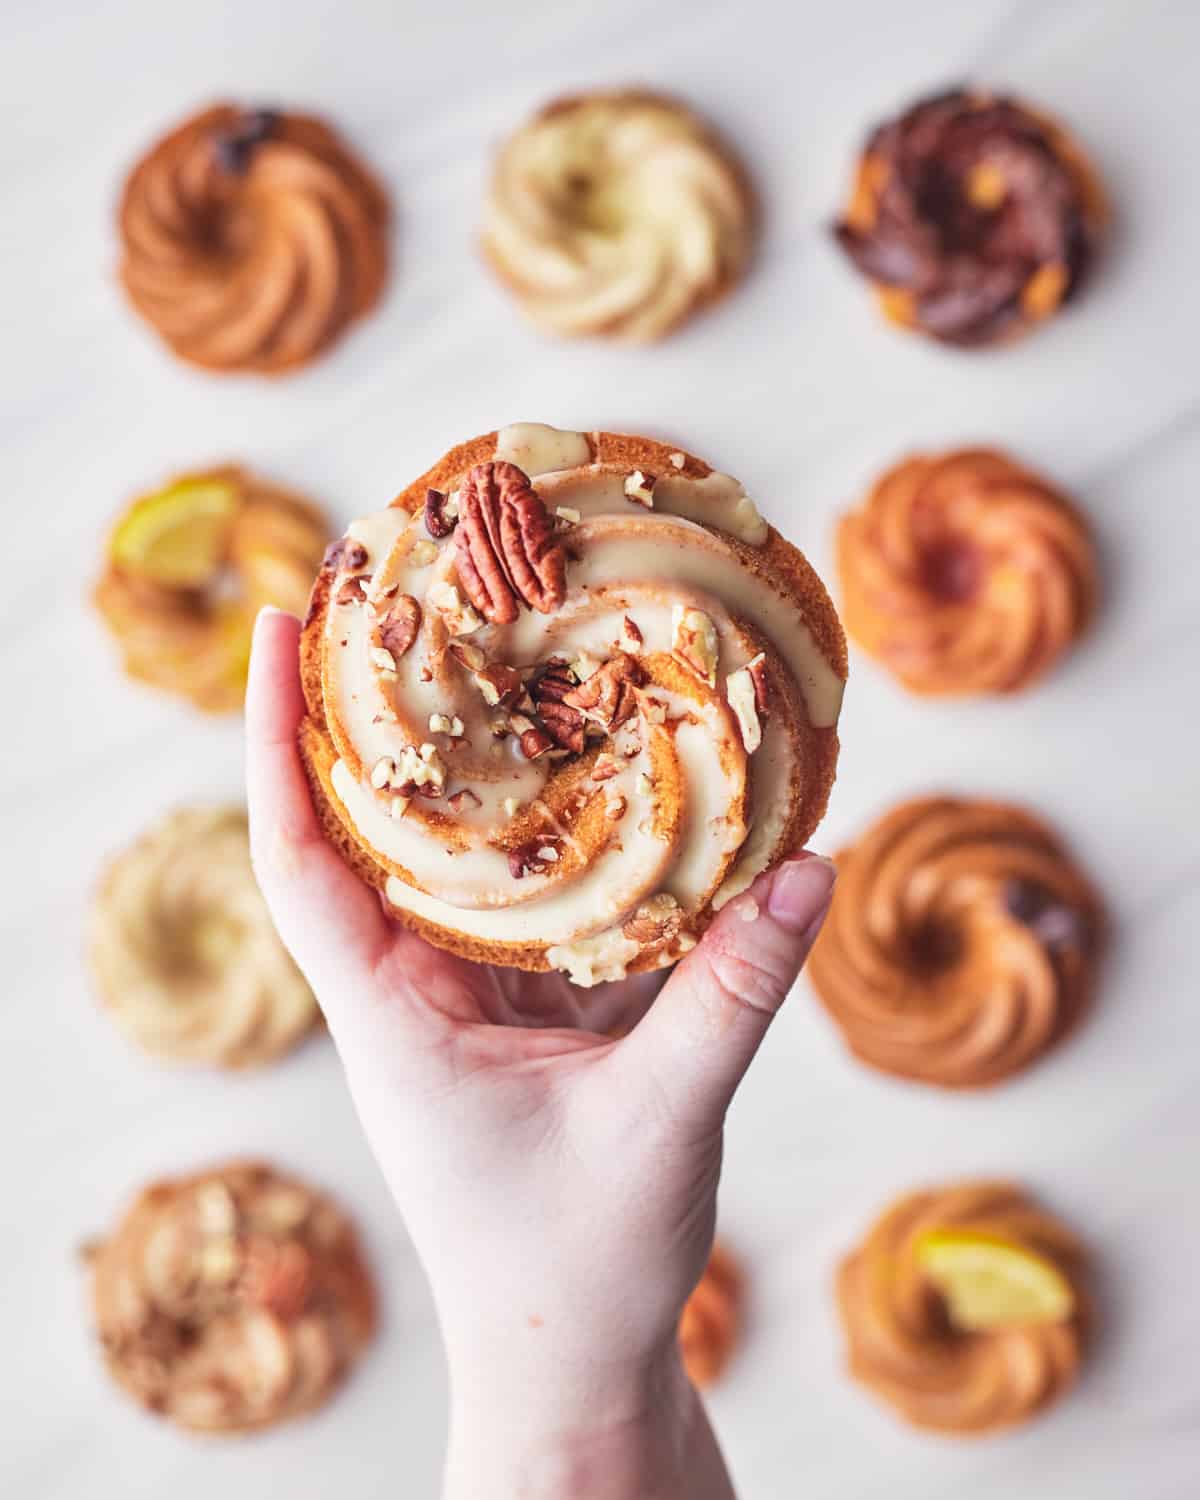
[767,855,837,934]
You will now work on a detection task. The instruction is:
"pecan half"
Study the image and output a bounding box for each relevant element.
[564,653,646,731]
[455,462,567,624]
[378,595,422,661]
[532,661,586,753]
[424,487,458,538]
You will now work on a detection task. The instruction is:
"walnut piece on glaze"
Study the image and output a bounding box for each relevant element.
[455,462,567,624]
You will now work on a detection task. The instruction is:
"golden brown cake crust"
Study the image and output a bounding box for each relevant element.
[89,1160,375,1434]
[808,795,1103,1088]
[837,448,1097,698]
[299,429,845,977]
[837,1180,1089,1435]
[118,103,389,374]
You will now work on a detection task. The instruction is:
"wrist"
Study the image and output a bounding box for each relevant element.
[442,1337,697,1500]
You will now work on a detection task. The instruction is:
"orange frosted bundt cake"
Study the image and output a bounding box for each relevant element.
[118,103,388,373]
[837,1180,1089,1434]
[808,796,1102,1088]
[837,448,1097,697]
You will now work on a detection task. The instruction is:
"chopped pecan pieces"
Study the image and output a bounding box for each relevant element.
[622,893,684,948]
[518,725,556,760]
[725,655,766,753]
[448,640,486,672]
[672,605,719,686]
[378,595,422,661]
[563,654,645,731]
[424,487,459,538]
[455,462,567,624]
[532,661,586,753]
[474,662,522,707]
[447,788,482,812]
[624,470,656,508]
[342,541,369,571]
[335,577,368,607]
[508,839,556,879]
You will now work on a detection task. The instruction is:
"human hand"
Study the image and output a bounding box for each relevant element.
[246,608,835,1500]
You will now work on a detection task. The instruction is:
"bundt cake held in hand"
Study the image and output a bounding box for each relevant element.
[298,424,846,984]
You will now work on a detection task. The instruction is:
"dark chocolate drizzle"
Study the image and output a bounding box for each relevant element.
[834,89,1096,345]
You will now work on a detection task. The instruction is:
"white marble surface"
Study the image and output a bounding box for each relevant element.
[3,0,1199,1494]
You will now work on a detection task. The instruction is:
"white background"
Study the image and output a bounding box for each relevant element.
[3,1,1199,1495]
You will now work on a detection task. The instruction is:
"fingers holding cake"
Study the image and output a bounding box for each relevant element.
[297,425,846,986]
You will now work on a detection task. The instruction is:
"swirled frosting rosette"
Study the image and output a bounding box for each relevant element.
[808,796,1102,1088]
[89,807,319,1068]
[837,448,1097,697]
[118,104,388,373]
[833,87,1106,346]
[482,91,755,341]
[88,1161,375,1433]
[298,424,845,984]
[837,1180,1089,1435]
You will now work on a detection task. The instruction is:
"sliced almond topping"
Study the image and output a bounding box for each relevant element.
[371,757,396,789]
[408,539,439,568]
[668,452,686,470]
[370,646,397,674]
[555,506,582,524]
[389,795,411,820]
[502,796,521,818]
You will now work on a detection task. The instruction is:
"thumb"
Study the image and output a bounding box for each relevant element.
[615,854,836,1127]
